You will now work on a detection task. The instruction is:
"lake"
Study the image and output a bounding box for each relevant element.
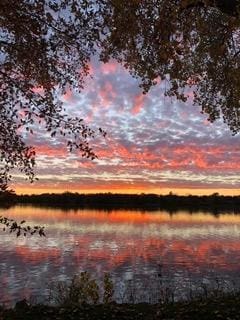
[0,205,240,304]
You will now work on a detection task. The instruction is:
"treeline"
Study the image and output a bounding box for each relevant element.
[0,189,16,208]
[7,192,240,214]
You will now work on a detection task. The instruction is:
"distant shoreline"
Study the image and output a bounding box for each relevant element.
[2,192,240,214]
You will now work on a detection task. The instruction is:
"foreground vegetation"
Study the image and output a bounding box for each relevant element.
[1,272,240,319]
[1,293,240,320]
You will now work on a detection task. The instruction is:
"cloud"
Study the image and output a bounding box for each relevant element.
[100,61,118,74]
[131,94,145,115]
[12,60,240,195]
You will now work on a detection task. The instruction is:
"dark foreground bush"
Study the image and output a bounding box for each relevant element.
[1,293,240,320]
[1,270,240,320]
[1,272,240,319]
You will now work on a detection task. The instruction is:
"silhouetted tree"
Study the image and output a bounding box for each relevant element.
[0,0,106,188]
[100,0,240,130]
[0,184,46,236]
[0,0,239,187]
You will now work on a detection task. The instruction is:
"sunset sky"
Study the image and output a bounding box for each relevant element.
[12,59,240,195]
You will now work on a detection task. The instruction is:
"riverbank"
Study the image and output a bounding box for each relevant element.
[10,192,240,213]
[1,294,240,320]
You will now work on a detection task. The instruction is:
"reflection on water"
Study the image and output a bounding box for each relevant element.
[0,206,240,304]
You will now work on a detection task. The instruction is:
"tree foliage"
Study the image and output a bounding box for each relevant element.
[100,0,240,130]
[0,0,106,188]
[0,0,239,188]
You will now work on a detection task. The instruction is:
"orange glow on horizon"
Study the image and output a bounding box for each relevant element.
[14,184,240,196]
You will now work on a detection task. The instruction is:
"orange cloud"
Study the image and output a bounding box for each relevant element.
[35,145,67,157]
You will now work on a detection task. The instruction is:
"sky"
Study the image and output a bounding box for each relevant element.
[12,59,240,195]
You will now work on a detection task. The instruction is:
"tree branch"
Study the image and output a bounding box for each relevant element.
[180,0,240,17]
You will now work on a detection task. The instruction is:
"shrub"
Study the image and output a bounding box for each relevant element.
[49,272,114,307]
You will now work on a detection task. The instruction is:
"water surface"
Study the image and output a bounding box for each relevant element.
[0,206,240,304]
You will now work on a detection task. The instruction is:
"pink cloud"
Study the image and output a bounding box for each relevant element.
[36,145,67,157]
[96,141,240,172]
[62,88,74,102]
[100,61,118,74]
[99,82,116,107]
[87,62,94,75]
[32,86,44,94]
[132,94,145,115]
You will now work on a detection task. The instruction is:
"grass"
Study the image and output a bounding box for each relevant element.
[1,272,240,319]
